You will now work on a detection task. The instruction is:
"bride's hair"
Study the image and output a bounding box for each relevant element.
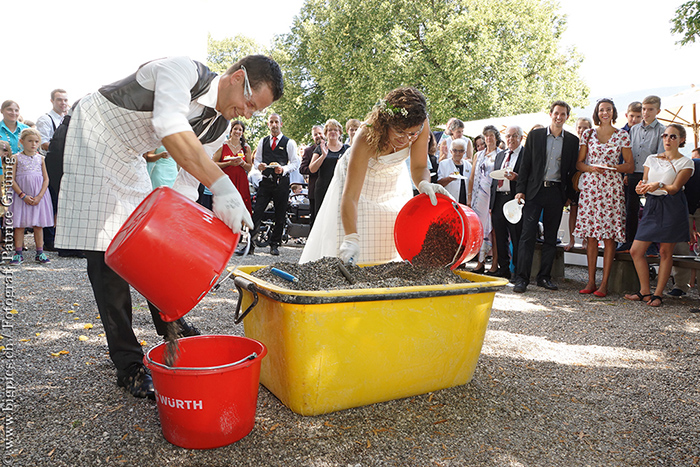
[363,87,427,153]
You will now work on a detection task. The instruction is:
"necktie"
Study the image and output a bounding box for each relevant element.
[498,150,513,189]
[271,136,277,151]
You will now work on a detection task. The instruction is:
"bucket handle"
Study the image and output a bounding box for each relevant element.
[233,276,259,324]
[147,351,258,371]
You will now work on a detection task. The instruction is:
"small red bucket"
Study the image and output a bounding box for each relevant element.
[144,335,267,449]
[105,186,239,322]
[394,194,483,269]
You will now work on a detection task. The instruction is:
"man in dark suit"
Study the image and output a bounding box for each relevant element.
[513,101,579,293]
[488,125,525,279]
[299,125,324,226]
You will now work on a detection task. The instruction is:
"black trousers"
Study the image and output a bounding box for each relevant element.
[43,186,58,247]
[624,172,644,243]
[85,251,171,375]
[515,186,565,284]
[491,192,522,272]
[252,177,289,246]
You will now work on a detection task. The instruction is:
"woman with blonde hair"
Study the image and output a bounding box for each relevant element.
[310,119,348,216]
[300,87,450,264]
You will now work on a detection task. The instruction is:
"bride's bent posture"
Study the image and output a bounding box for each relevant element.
[300,87,451,264]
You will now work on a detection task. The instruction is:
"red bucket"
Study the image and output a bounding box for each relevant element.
[105,187,239,322]
[144,335,267,449]
[394,194,483,269]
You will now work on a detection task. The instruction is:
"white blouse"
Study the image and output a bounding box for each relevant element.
[643,154,695,194]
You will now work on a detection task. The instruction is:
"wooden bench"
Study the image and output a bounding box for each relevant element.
[553,244,700,293]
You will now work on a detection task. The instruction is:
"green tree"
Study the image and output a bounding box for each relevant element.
[274,0,588,139]
[206,34,272,149]
[671,0,700,46]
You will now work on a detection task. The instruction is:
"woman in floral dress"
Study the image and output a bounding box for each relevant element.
[574,99,634,296]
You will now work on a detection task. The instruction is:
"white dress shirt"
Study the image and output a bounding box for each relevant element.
[253,133,300,175]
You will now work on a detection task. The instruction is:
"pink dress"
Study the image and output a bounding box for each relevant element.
[573,128,630,241]
[10,152,54,228]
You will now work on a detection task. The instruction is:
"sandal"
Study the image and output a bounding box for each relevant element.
[647,295,663,307]
[624,291,653,302]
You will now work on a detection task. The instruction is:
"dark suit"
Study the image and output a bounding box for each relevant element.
[299,143,319,225]
[515,127,579,284]
[490,146,524,273]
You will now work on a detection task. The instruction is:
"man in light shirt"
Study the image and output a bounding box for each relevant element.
[56,55,283,400]
[36,89,69,251]
[246,113,300,256]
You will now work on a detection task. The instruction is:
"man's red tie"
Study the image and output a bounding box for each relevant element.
[498,150,513,189]
[271,136,277,151]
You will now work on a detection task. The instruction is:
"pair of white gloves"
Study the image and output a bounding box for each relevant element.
[339,181,452,264]
[176,175,253,233]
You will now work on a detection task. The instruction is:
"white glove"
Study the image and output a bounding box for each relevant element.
[339,233,360,265]
[418,180,454,206]
[210,175,253,233]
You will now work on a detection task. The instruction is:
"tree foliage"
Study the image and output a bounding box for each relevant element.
[272,0,589,141]
[671,0,700,46]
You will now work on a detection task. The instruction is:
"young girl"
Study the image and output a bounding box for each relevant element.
[9,128,53,264]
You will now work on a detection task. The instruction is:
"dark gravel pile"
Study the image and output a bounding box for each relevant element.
[411,218,464,268]
[249,256,470,290]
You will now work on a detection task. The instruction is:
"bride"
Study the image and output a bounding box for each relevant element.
[299,87,451,264]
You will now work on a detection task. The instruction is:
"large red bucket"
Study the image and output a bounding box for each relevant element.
[394,194,482,269]
[144,335,267,449]
[105,187,239,322]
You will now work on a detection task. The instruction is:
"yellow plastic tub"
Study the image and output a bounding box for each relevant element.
[232,265,507,416]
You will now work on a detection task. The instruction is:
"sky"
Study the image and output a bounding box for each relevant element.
[6,0,700,123]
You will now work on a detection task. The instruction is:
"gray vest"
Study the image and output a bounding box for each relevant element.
[98,60,229,145]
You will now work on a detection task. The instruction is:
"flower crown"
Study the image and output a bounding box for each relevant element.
[376,99,408,118]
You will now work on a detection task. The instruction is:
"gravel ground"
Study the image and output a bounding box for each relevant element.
[3,238,700,466]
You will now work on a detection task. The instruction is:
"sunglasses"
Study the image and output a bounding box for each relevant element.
[661,134,679,140]
[241,66,266,118]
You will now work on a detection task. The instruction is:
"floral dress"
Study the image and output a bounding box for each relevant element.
[573,128,630,241]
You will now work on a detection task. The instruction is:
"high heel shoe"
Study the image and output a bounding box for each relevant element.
[579,288,596,294]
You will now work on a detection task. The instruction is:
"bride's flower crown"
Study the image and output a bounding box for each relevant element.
[375,99,409,118]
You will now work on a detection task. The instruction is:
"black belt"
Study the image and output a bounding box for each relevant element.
[496,191,512,196]
[543,181,560,188]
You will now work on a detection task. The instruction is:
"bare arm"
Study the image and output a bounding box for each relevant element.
[309,143,326,173]
[617,147,634,174]
[340,130,372,236]
[409,119,431,187]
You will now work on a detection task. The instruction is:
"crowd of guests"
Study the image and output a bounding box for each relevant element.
[4,88,700,309]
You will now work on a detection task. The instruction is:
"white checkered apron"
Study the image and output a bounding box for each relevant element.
[55,92,157,251]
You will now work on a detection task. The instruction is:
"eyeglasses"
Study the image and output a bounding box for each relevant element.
[451,149,466,154]
[662,133,679,140]
[393,123,425,140]
[241,66,266,118]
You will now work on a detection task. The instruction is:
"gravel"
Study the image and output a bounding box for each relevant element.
[250,256,470,290]
[4,238,700,466]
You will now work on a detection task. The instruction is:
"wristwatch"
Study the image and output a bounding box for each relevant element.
[658,181,665,189]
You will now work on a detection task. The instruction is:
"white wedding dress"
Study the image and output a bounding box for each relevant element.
[299,144,414,264]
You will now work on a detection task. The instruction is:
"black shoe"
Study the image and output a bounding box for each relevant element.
[471,265,485,274]
[496,269,511,280]
[270,245,280,256]
[235,243,254,256]
[116,364,155,400]
[536,278,558,290]
[513,279,527,293]
[178,319,201,337]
